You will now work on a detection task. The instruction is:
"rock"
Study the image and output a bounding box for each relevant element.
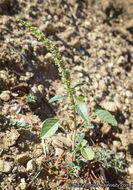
[77,72,83,78]
[114,94,121,107]
[125,98,130,104]
[38,84,45,94]
[3,129,20,148]
[93,81,98,89]
[0,160,12,173]
[31,84,38,94]
[101,101,117,112]
[74,55,81,62]
[113,140,122,152]
[101,124,111,135]
[20,72,34,81]
[26,160,36,172]
[15,187,21,190]
[10,103,22,114]
[1,103,10,115]
[19,178,27,190]
[44,52,54,64]
[55,147,64,156]
[125,90,132,98]
[0,91,10,101]
[36,146,43,157]
[70,37,81,48]
[99,79,107,91]
[128,164,133,175]
[45,22,55,35]
[16,153,31,165]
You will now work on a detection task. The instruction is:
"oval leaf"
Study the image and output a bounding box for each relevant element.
[76,102,89,122]
[49,94,65,103]
[40,118,59,139]
[81,147,95,160]
[93,108,117,126]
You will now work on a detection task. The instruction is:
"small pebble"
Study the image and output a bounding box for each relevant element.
[0,160,12,173]
[128,164,133,175]
[20,178,27,190]
[26,160,36,172]
[113,140,122,151]
[11,103,22,113]
[101,124,111,135]
[0,91,10,101]
[93,81,98,89]
[101,101,117,112]
[38,84,45,94]
[126,90,132,98]
[125,98,130,104]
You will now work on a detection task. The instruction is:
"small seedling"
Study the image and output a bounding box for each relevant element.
[26,94,36,103]
[10,118,30,129]
[18,19,124,176]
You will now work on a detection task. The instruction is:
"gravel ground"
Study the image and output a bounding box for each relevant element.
[0,0,133,189]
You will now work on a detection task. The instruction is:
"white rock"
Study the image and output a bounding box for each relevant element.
[74,55,80,62]
[38,84,45,94]
[101,101,117,112]
[93,81,98,89]
[101,124,111,135]
[125,98,130,104]
[128,164,133,175]
[114,95,121,107]
[20,178,27,190]
[0,91,10,101]
[45,52,53,60]
[31,84,38,94]
[26,160,36,172]
[11,103,22,114]
[117,86,123,91]
[99,80,107,91]
[0,160,11,173]
[126,90,132,98]
[78,72,83,78]
[113,140,122,149]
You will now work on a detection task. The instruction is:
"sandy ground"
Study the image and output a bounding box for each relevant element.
[0,0,133,189]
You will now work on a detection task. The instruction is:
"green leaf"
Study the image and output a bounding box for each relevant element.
[81,139,87,148]
[75,96,84,101]
[48,94,65,103]
[10,119,16,125]
[81,147,95,160]
[40,118,59,139]
[93,108,117,126]
[76,102,89,122]
[73,83,87,89]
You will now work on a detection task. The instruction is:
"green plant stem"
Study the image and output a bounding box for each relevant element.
[71,94,77,161]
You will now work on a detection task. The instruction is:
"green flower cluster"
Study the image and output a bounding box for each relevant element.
[18,19,71,91]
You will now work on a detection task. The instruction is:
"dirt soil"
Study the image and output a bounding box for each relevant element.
[0,0,133,189]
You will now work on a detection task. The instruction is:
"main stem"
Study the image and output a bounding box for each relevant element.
[70,94,77,161]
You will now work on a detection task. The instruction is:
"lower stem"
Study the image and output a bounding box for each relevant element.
[71,94,77,161]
